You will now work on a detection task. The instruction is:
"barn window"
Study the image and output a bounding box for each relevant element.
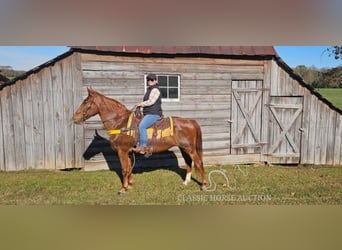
[144,74,180,101]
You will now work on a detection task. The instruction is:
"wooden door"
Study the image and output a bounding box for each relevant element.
[231,80,266,154]
[266,97,303,164]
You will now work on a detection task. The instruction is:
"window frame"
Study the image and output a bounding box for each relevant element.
[144,73,180,102]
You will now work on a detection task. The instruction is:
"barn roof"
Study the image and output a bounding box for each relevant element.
[71,46,278,57]
[0,46,279,90]
[0,46,341,114]
[0,73,10,83]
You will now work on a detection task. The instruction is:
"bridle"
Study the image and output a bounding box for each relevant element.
[82,94,96,122]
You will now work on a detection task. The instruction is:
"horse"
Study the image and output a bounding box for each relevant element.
[73,87,207,194]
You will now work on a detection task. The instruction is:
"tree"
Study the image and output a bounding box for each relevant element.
[320,66,342,88]
[326,46,342,60]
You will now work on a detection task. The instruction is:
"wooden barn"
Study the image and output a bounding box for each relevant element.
[1,46,342,171]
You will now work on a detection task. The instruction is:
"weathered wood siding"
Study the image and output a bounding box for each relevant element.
[0,53,84,170]
[1,51,341,171]
[80,54,265,168]
[79,54,342,168]
[264,60,342,165]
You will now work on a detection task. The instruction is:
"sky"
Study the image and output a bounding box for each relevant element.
[0,46,341,71]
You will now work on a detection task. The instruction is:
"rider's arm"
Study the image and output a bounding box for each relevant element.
[140,88,160,107]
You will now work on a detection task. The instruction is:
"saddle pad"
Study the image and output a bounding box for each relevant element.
[107,114,174,139]
[142,116,174,139]
[146,120,173,139]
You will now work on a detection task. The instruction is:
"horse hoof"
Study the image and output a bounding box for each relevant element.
[201,185,207,191]
[118,190,125,195]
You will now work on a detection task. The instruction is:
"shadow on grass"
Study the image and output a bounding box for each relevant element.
[83,131,201,187]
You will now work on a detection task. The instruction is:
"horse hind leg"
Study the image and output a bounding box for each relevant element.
[180,148,192,186]
[183,149,207,190]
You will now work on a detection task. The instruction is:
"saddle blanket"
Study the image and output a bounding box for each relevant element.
[107,114,174,139]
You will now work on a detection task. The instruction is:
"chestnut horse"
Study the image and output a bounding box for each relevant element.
[73,87,207,194]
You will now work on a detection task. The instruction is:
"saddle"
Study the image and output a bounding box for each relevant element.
[106,108,174,157]
[131,108,173,141]
[128,108,173,157]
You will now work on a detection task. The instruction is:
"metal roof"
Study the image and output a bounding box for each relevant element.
[1,46,341,114]
[71,46,278,57]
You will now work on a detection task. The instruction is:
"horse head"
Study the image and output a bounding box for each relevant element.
[73,87,99,124]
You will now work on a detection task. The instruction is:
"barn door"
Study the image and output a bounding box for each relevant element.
[266,97,303,164]
[231,80,266,154]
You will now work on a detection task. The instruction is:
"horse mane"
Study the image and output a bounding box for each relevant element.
[95,90,130,116]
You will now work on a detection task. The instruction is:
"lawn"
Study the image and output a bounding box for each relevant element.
[317,88,342,110]
[0,164,341,205]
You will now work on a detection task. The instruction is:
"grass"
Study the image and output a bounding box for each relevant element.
[0,164,341,205]
[317,88,342,110]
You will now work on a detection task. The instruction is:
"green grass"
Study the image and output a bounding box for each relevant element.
[0,165,341,205]
[317,88,342,110]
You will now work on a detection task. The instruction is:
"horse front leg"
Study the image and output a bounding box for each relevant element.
[117,150,133,195]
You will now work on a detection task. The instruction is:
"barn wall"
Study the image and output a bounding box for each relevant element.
[0,53,84,170]
[79,53,265,168]
[267,60,342,165]
[1,51,341,171]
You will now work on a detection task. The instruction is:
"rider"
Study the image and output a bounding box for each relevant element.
[133,73,163,154]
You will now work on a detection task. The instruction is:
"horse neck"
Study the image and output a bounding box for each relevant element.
[95,95,131,130]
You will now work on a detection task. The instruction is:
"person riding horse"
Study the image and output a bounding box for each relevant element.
[133,73,162,154]
[73,87,207,194]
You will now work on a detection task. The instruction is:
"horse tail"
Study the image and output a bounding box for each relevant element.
[192,119,203,162]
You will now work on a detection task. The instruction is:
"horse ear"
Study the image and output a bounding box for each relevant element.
[87,86,95,96]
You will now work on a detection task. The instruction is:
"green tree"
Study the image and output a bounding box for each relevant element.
[326,46,342,60]
[320,67,342,88]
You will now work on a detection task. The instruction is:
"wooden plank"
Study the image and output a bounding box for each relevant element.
[183,79,233,88]
[83,70,252,82]
[72,53,85,169]
[261,61,271,162]
[333,115,342,165]
[298,80,306,96]
[81,53,264,66]
[319,104,329,164]
[11,82,26,170]
[21,77,35,169]
[232,143,266,149]
[308,95,318,164]
[203,140,230,150]
[81,60,264,74]
[41,67,56,169]
[254,80,263,154]
[270,60,279,96]
[279,69,286,96]
[268,103,302,109]
[52,62,66,169]
[300,89,310,164]
[267,153,300,157]
[0,87,16,170]
[313,100,323,164]
[0,90,4,170]
[291,78,299,96]
[31,73,45,169]
[62,57,75,168]
[231,80,240,154]
[325,109,336,165]
[340,115,342,164]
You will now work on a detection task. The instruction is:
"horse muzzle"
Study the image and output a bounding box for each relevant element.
[73,116,85,125]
